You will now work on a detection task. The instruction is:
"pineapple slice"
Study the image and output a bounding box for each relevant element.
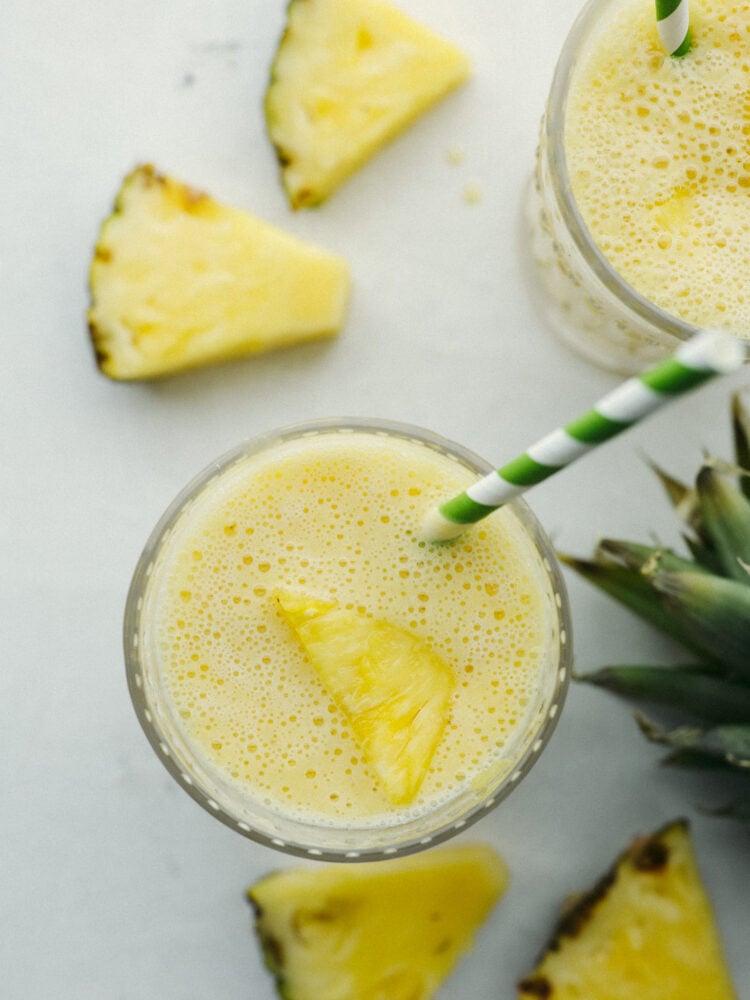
[249,843,508,1000]
[651,186,695,235]
[88,164,350,379]
[518,820,738,1000]
[264,0,471,209]
[276,592,454,804]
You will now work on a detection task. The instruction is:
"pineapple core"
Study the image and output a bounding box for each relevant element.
[264,0,471,208]
[87,164,350,379]
[276,592,454,804]
[249,842,508,1000]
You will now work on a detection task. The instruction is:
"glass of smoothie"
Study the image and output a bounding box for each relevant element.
[124,418,571,860]
[527,0,750,373]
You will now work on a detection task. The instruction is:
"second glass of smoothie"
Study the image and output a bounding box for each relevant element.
[527,0,750,373]
[125,418,571,860]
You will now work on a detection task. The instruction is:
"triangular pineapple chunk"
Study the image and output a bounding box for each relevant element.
[88,164,350,379]
[249,843,508,1000]
[518,820,738,1000]
[276,592,454,804]
[264,0,470,208]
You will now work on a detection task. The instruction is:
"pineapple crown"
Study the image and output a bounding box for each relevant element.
[561,390,750,826]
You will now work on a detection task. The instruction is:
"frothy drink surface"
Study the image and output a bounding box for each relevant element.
[565,0,750,336]
[149,431,554,827]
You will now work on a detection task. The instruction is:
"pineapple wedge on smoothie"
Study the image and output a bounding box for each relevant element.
[265,0,470,208]
[249,843,508,1000]
[87,165,350,380]
[276,592,454,805]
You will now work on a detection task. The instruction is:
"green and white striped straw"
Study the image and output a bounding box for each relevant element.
[656,0,692,57]
[422,330,745,543]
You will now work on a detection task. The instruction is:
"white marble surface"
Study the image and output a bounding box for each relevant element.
[3,1,748,997]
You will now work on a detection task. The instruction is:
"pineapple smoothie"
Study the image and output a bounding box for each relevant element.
[528,0,750,372]
[126,420,570,858]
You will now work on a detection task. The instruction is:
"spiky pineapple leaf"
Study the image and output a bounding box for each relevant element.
[696,464,750,584]
[683,532,725,573]
[649,570,750,679]
[636,714,750,771]
[660,748,738,770]
[708,797,750,823]
[597,539,711,576]
[645,457,703,533]
[558,553,720,662]
[732,391,750,500]
[577,665,750,724]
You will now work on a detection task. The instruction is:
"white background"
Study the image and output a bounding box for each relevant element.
[3,1,748,997]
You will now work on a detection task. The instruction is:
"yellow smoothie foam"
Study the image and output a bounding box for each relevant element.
[149,430,555,828]
[565,0,750,337]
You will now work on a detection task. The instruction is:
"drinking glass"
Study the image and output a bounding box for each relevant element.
[526,0,701,374]
[124,418,572,860]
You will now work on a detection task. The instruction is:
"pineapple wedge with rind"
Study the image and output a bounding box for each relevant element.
[518,820,737,1000]
[88,164,350,379]
[249,843,508,1000]
[276,592,454,804]
[265,0,470,209]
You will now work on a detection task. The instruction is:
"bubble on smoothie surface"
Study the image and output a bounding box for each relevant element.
[154,432,552,825]
[565,0,750,336]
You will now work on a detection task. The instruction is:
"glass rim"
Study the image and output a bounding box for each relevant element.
[544,0,700,343]
[124,417,573,862]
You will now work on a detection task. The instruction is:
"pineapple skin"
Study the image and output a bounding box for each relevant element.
[87,164,350,380]
[265,0,470,209]
[517,820,737,1000]
[248,843,508,1000]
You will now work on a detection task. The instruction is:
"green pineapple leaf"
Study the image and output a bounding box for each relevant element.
[577,664,750,723]
[695,464,750,584]
[558,553,713,658]
[706,797,750,823]
[635,714,750,771]
[644,457,702,533]
[596,539,711,576]
[731,391,750,499]
[682,532,725,574]
[648,570,750,678]
[660,748,739,770]
[563,390,750,825]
